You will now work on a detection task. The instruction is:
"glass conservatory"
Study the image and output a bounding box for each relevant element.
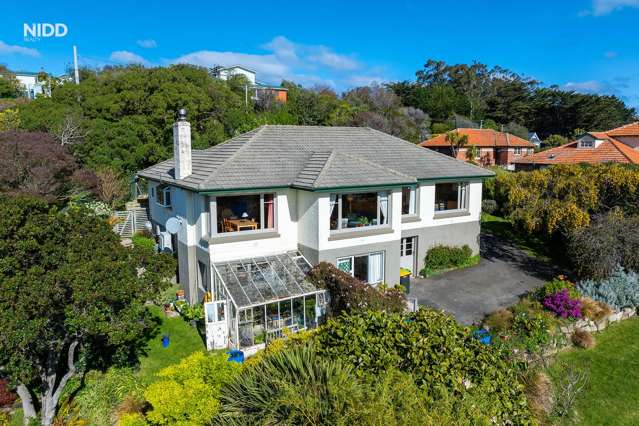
[204,251,327,350]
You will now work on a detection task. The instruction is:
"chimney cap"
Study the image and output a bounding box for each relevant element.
[177,108,187,121]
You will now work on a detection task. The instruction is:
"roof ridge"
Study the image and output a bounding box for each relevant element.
[196,126,266,189]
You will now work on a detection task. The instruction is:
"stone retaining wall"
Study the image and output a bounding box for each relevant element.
[559,307,636,337]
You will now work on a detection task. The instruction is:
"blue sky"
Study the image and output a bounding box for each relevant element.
[1,0,639,108]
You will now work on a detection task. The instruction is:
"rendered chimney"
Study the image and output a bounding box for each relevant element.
[173,108,192,179]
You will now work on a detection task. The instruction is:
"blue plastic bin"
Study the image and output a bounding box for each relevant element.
[226,349,245,363]
[472,329,492,345]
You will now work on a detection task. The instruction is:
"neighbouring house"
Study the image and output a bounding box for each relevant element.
[528,132,543,149]
[137,111,493,350]
[420,128,535,170]
[210,65,288,103]
[513,122,639,170]
[14,71,49,99]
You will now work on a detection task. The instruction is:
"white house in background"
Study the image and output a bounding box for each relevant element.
[138,111,493,351]
[210,65,288,103]
[14,71,49,99]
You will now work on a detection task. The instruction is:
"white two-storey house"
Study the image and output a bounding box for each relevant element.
[138,110,493,350]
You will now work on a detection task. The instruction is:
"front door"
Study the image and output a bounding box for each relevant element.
[204,300,228,350]
[400,237,416,276]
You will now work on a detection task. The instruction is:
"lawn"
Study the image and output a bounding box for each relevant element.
[550,318,639,425]
[481,213,568,266]
[137,304,206,383]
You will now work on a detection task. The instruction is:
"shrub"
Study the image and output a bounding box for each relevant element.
[144,351,240,425]
[119,412,147,426]
[524,370,554,420]
[422,244,473,273]
[483,309,513,332]
[73,368,144,426]
[577,266,639,310]
[314,309,532,424]
[0,378,16,407]
[175,301,204,322]
[482,199,498,214]
[569,212,639,279]
[510,311,553,353]
[307,262,406,317]
[218,342,489,425]
[543,289,582,319]
[131,233,156,252]
[534,276,580,301]
[572,330,595,349]
[580,297,612,322]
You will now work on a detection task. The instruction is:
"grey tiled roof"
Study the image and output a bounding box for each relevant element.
[138,125,493,191]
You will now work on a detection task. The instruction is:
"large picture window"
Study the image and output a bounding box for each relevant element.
[337,252,384,284]
[434,182,468,212]
[401,186,416,215]
[215,193,276,234]
[329,192,389,231]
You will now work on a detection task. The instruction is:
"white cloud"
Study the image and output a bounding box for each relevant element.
[173,50,289,81]
[0,40,40,57]
[346,75,388,87]
[590,0,639,15]
[170,36,379,90]
[136,39,157,49]
[109,50,150,66]
[562,80,624,96]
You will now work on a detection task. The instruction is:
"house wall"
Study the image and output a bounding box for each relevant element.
[148,180,485,297]
[206,189,299,263]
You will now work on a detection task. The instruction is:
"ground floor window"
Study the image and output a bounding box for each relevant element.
[337,251,384,284]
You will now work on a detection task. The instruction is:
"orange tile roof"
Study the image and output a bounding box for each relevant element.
[606,121,639,137]
[420,128,535,148]
[514,121,639,166]
[513,138,639,165]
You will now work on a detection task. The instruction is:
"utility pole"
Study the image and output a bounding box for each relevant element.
[73,45,79,84]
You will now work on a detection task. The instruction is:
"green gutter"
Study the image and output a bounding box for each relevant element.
[198,185,290,195]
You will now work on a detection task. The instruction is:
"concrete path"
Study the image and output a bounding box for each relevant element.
[408,233,562,325]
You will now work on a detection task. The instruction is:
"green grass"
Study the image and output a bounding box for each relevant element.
[420,254,480,278]
[481,213,567,265]
[550,318,639,425]
[137,305,205,383]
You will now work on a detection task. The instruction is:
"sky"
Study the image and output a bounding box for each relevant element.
[1,0,639,109]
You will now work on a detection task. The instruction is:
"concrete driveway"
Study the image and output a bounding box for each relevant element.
[408,233,562,325]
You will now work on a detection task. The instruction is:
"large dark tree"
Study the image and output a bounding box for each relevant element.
[0,196,175,425]
[0,131,96,201]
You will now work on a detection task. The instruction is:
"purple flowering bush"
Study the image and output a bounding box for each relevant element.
[543,288,583,319]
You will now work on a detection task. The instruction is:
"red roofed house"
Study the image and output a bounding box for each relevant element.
[512,122,639,171]
[420,128,535,170]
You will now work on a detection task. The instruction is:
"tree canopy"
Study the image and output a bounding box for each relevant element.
[389,59,636,138]
[0,195,175,425]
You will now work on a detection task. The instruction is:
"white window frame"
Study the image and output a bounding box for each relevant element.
[434,182,469,213]
[329,191,390,233]
[513,147,522,155]
[156,185,172,207]
[580,139,595,148]
[401,186,417,216]
[336,251,385,285]
[210,192,277,237]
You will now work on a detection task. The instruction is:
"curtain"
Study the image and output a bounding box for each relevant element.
[368,253,384,284]
[266,197,274,228]
[329,194,337,215]
[409,188,416,214]
[379,192,388,224]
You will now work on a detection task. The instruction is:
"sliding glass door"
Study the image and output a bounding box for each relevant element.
[337,252,384,285]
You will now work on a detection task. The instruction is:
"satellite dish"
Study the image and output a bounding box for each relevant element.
[165,217,182,235]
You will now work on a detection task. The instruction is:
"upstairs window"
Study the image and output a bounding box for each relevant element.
[329,192,389,231]
[156,185,172,207]
[514,147,522,155]
[401,186,417,215]
[580,139,595,148]
[434,182,468,212]
[216,193,275,234]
